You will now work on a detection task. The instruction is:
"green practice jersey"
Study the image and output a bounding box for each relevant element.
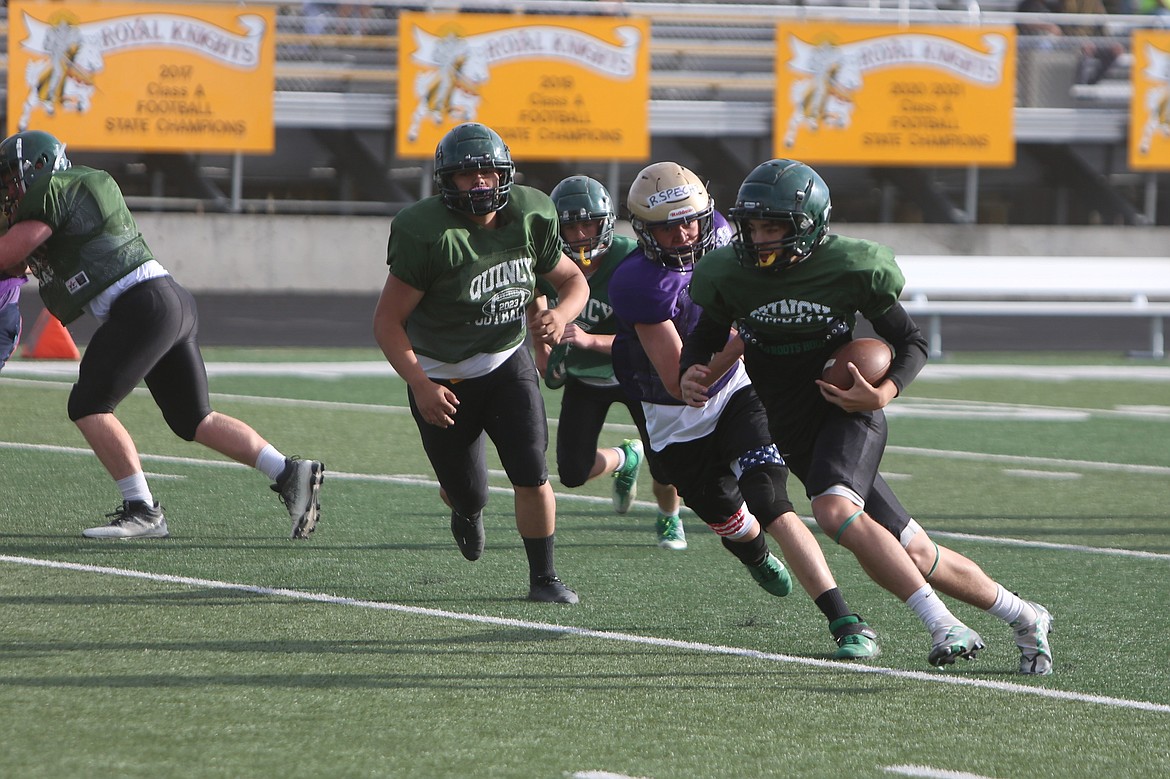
[12,166,153,324]
[689,234,904,355]
[388,185,563,364]
[536,234,636,384]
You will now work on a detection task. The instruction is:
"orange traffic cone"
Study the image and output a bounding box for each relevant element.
[20,310,80,360]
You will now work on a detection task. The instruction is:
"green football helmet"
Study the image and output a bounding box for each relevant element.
[0,130,71,220]
[549,175,615,267]
[433,122,515,215]
[730,159,831,270]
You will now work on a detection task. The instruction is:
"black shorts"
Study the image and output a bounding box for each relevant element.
[410,348,549,515]
[783,407,914,540]
[68,276,211,439]
[656,386,790,524]
[556,378,669,488]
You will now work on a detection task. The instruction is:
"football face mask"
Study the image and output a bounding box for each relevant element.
[731,159,830,271]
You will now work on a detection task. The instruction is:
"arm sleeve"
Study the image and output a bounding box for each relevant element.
[869,302,928,394]
[679,309,733,378]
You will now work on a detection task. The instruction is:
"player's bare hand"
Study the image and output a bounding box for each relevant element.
[528,308,565,345]
[560,322,584,347]
[414,381,460,427]
[816,363,888,413]
[680,364,712,407]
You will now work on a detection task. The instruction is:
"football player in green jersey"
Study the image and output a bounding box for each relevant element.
[0,130,325,541]
[681,159,1053,674]
[373,123,589,604]
[527,175,684,549]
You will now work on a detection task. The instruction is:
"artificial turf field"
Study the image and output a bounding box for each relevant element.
[2,348,1168,778]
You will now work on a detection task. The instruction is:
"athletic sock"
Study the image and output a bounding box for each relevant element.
[814,587,853,624]
[720,531,769,567]
[116,472,153,505]
[986,584,1030,624]
[612,447,626,472]
[255,445,288,481]
[906,583,962,632]
[523,534,556,581]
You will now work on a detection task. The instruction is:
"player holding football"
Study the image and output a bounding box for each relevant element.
[527,175,684,549]
[0,130,325,540]
[609,161,880,659]
[680,158,1053,673]
[373,122,588,604]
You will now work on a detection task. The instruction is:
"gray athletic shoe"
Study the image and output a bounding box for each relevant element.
[1013,601,1054,675]
[272,457,325,539]
[928,624,985,668]
[83,501,169,539]
[528,575,579,604]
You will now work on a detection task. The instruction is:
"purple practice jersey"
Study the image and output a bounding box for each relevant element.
[609,211,735,405]
[0,275,24,310]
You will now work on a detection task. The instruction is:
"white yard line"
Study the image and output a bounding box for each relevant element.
[884,766,995,779]
[2,552,1168,715]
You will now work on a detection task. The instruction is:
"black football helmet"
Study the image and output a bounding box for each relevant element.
[549,175,615,267]
[626,161,715,272]
[0,130,70,221]
[433,122,515,215]
[730,159,831,270]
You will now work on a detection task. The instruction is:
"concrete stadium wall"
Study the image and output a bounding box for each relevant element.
[133,213,1170,293]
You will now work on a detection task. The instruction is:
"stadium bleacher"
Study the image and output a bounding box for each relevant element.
[0,0,1161,224]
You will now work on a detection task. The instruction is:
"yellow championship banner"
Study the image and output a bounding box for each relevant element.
[397,12,649,160]
[776,23,1016,166]
[1130,30,1170,170]
[6,2,275,153]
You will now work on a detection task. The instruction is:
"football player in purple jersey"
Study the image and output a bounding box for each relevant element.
[608,161,880,660]
[0,263,24,372]
[682,159,1052,673]
[374,123,588,604]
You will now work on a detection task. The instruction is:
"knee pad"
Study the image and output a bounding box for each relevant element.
[731,444,786,478]
[899,518,924,548]
[708,503,759,541]
[811,483,865,508]
[737,462,794,529]
[163,408,210,442]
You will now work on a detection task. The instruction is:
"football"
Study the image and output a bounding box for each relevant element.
[821,338,893,390]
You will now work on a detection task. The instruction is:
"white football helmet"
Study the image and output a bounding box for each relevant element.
[626,161,715,272]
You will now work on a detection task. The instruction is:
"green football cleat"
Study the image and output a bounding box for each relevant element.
[656,514,687,550]
[612,438,643,514]
[829,614,881,660]
[747,552,792,597]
